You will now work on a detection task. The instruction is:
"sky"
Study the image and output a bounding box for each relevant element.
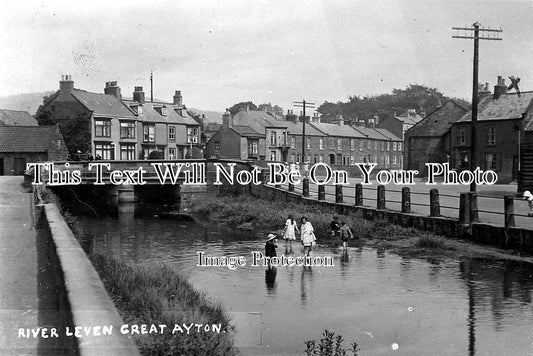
[1,0,532,113]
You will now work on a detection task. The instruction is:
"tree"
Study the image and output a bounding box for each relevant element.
[35,93,57,126]
[257,103,284,119]
[228,101,258,115]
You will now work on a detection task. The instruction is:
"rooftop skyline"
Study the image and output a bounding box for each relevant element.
[1,0,532,113]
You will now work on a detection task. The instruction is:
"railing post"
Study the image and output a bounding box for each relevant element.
[504,195,515,228]
[288,182,294,192]
[469,192,479,223]
[430,189,440,217]
[335,184,343,203]
[459,192,470,224]
[302,177,310,198]
[355,183,363,206]
[401,187,410,213]
[377,185,386,210]
[318,185,325,201]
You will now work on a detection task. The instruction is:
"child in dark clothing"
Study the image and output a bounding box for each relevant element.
[339,222,353,250]
[330,216,341,238]
[265,233,278,257]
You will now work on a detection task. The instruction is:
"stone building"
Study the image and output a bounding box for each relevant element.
[39,75,201,160]
[404,100,468,175]
[0,125,67,175]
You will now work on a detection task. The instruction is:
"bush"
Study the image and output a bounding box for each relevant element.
[414,233,445,249]
[305,329,360,356]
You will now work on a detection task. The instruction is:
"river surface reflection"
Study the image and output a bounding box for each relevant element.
[79,215,533,355]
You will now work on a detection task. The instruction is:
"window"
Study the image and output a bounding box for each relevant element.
[457,129,466,145]
[350,139,355,151]
[319,154,324,162]
[296,154,301,163]
[291,137,295,149]
[187,127,199,144]
[367,140,371,149]
[359,140,363,151]
[214,142,220,157]
[350,153,355,165]
[319,138,324,150]
[399,156,403,168]
[393,142,397,151]
[374,141,378,150]
[95,120,111,137]
[56,140,61,149]
[270,151,277,161]
[307,137,311,149]
[397,142,402,151]
[282,132,287,146]
[386,142,390,151]
[168,126,176,141]
[120,144,135,160]
[270,131,277,146]
[95,143,114,160]
[337,138,342,151]
[161,107,167,116]
[248,140,258,155]
[486,153,497,170]
[386,155,390,167]
[314,155,318,163]
[120,122,135,139]
[486,125,496,145]
[381,141,385,151]
[329,138,334,150]
[143,124,155,142]
[169,147,176,160]
[392,156,397,166]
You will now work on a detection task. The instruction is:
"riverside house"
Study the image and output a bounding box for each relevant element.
[40,75,201,160]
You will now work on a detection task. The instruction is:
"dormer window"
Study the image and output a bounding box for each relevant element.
[161,106,167,116]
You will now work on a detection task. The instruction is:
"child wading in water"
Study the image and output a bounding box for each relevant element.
[282,214,299,248]
[339,222,353,250]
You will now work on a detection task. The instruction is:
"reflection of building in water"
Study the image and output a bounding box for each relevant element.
[459,257,533,355]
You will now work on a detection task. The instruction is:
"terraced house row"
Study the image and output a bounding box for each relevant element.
[41,75,202,160]
[206,109,403,170]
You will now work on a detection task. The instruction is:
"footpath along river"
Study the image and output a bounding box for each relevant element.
[78,215,533,355]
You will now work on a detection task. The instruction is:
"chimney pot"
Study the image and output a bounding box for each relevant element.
[59,74,74,94]
[173,90,183,106]
[133,86,145,104]
[104,80,121,99]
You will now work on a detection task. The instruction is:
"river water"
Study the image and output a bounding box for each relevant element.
[78,214,533,355]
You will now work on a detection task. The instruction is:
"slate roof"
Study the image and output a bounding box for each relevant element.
[310,122,365,138]
[405,101,468,137]
[232,110,287,128]
[394,111,424,125]
[71,90,136,118]
[457,91,533,123]
[0,126,61,152]
[284,121,325,136]
[230,125,263,138]
[121,100,200,126]
[0,109,37,126]
[372,127,402,141]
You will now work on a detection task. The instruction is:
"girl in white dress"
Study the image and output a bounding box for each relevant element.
[300,217,315,256]
[283,214,299,247]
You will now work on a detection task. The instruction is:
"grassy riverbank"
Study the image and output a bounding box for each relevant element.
[90,254,236,355]
[188,195,533,262]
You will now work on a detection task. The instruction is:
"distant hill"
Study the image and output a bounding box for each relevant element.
[188,108,224,123]
[0,91,54,115]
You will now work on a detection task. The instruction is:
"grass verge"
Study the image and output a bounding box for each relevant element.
[90,254,236,356]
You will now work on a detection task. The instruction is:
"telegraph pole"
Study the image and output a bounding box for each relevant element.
[293,100,315,164]
[453,23,502,192]
[150,71,154,102]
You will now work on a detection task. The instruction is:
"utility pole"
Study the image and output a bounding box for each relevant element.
[150,71,154,102]
[452,23,502,192]
[293,100,315,165]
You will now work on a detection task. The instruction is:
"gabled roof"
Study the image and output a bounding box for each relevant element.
[352,126,397,140]
[232,110,287,129]
[369,127,402,141]
[0,126,63,152]
[122,100,200,126]
[284,121,325,136]
[71,90,136,118]
[457,91,533,123]
[0,109,37,126]
[310,122,365,138]
[394,111,424,125]
[230,125,263,138]
[405,101,468,137]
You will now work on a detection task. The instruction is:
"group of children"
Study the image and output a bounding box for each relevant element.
[265,215,355,261]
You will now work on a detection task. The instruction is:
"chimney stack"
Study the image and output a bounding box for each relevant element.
[59,75,74,94]
[133,86,145,104]
[173,90,183,106]
[222,108,232,127]
[337,113,344,126]
[104,81,121,98]
[493,76,507,99]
